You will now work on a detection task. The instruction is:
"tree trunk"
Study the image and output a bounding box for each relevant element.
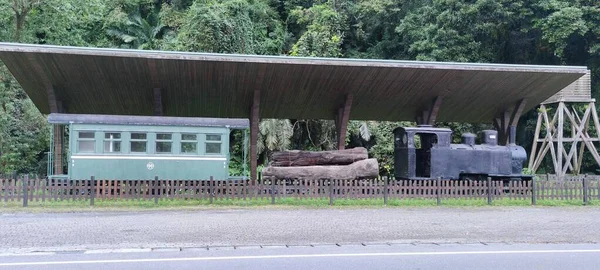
[14,13,25,42]
[269,147,368,167]
[262,158,379,180]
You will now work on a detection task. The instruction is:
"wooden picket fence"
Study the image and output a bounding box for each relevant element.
[0,177,599,207]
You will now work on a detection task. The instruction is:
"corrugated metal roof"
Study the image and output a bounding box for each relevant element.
[0,43,589,123]
[48,113,249,129]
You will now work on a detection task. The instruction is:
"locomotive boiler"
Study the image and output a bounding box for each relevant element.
[393,126,531,181]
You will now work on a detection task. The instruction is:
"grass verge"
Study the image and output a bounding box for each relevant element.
[0,197,598,212]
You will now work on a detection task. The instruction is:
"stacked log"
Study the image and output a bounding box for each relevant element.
[262,147,379,180]
[269,147,368,167]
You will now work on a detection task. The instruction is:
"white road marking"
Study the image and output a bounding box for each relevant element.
[1,249,600,266]
[84,249,152,254]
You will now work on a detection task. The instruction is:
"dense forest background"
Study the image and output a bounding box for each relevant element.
[1,0,599,176]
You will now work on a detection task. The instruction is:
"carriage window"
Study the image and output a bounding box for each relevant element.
[130,133,147,153]
[104,132,121,153]
[181,134,197,154]
[205,134,221,154]
[77,132,95,153]
[156,133,172,153]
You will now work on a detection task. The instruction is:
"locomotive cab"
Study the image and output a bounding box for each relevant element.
[393,126,452,179]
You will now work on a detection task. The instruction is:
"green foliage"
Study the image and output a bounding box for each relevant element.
[258,119,293,161]
[2,0,600,175]
[106,7,169,49]
[289,2,345,57]
[0,65,48,174]
[175,0,285,54]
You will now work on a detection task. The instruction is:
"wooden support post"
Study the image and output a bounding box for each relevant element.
[25,55,66,176]
[153,88,163,116]
[26,54,63,113]
[336,94,353,150]
[53,125,64,175]
[495,99,526,146]
[250,89,260,184]
[147,60,164,116]
[557,102,564,180]
[416,96,443,125]
[90,176,96,206]
[22,175,28,207]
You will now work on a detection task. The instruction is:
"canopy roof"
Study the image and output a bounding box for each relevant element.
[48,113,249,129]
[0,43,588,123]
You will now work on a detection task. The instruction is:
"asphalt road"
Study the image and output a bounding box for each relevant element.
[1,243,600,270]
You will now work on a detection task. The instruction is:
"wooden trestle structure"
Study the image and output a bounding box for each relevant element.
[529,71,599,179]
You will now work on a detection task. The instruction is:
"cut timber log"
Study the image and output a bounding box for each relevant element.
[262,158,379,180]
[270,147,368,167]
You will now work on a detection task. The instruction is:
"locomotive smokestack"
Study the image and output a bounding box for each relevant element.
[509,126,516,145]
[461,133,476,146]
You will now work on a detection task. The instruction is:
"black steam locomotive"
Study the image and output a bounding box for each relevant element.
[393,126,531,181]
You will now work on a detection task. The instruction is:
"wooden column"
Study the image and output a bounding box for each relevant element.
[26,54,65,175]
[416,96,443,125]
[148,60,163,116]
[336,94,353,150]
[53,125,64,175]
[557,102,564,176]
[494,99,526,146]
[153,88,163,116]
[250,89,261,183]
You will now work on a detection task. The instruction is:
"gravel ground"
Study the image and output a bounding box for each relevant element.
[0,207,598,253]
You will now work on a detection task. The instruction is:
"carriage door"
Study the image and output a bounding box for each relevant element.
[414,133,438,178]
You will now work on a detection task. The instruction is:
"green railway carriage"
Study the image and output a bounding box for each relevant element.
[47,114,249,180]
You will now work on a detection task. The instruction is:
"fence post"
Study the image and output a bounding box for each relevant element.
[282,179,287,200]
[22,175,28,207]
[154,176,159,205]
[531,177,537,206]
[329,179,334,206]
[209,176,214,205]
[90,176,96,206]
[583,175,588,206]
[383,177,389,206]
[434,177,442,206]
[271,179,276,205]
[487,177,492,205]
